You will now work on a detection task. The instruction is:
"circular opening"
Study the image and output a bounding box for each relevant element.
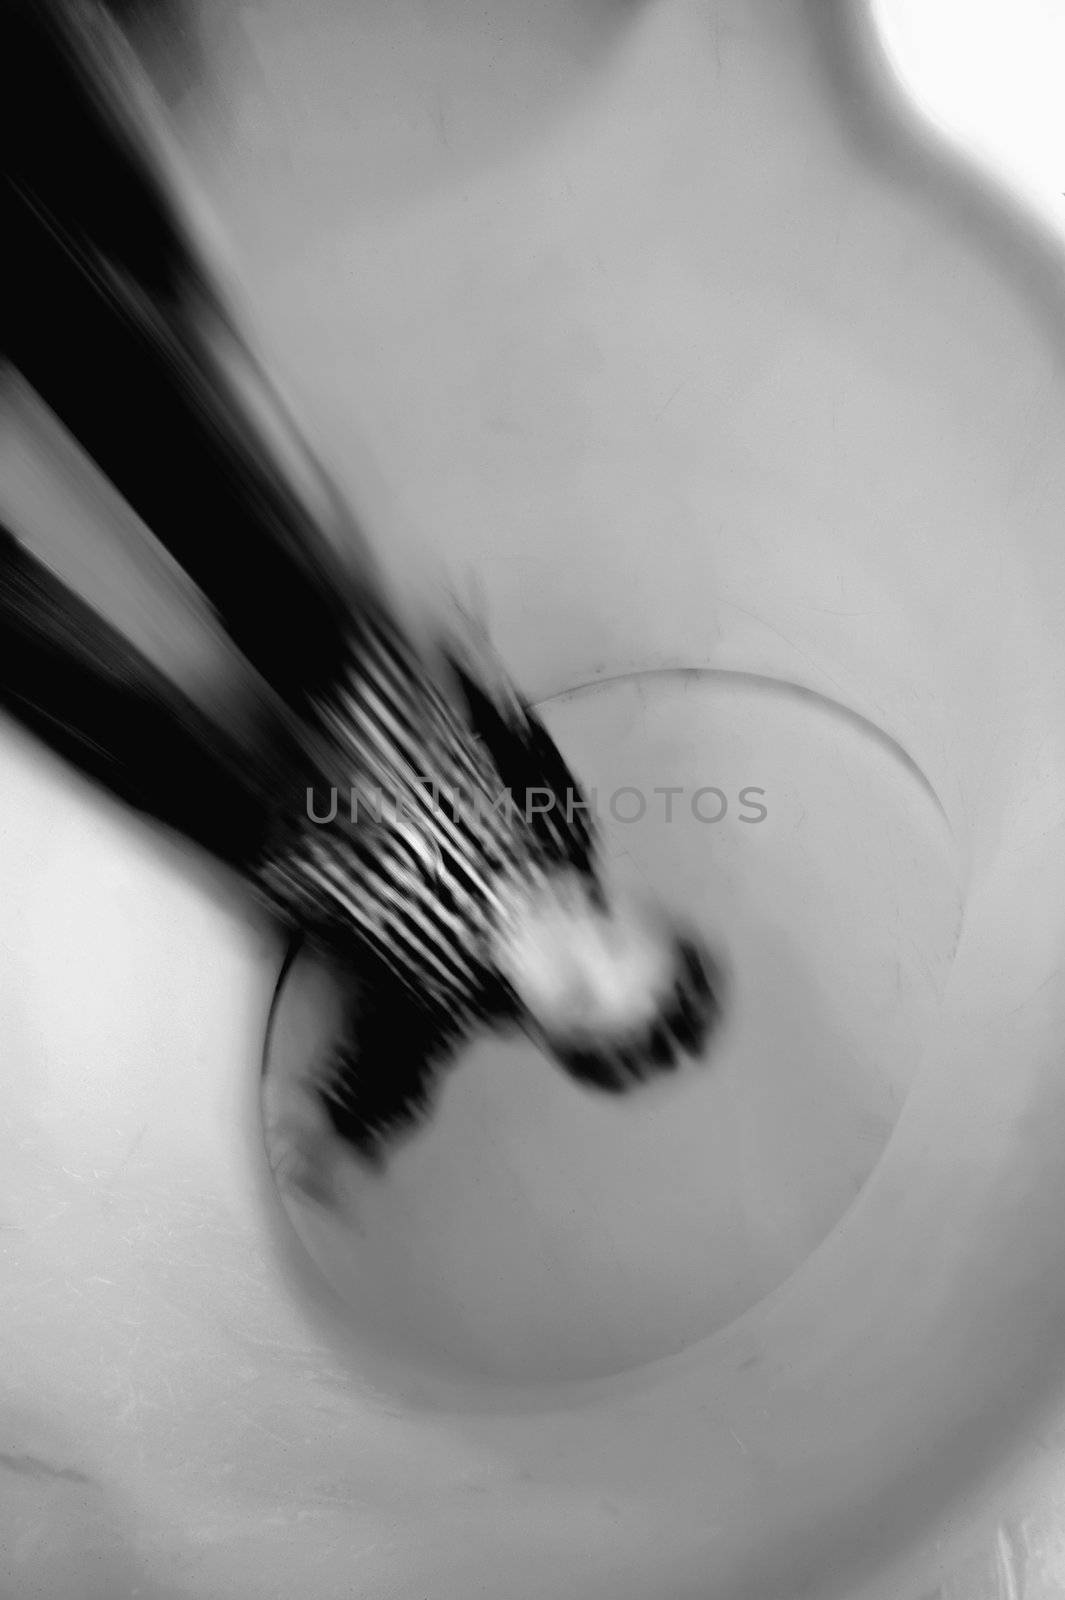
[263,668,964,1385]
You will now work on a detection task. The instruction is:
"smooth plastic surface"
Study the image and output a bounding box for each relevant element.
[6,2,1065,1597]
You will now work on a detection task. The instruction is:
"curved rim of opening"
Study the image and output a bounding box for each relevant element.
[257,663,961,1403]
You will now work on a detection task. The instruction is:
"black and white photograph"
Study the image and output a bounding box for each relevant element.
[2,2,1063,1596]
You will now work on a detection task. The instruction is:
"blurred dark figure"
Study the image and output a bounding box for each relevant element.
[0,0,718,1184]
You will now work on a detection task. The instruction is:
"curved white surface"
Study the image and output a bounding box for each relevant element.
[265,670,963,1387]
[6,2,1065,1596]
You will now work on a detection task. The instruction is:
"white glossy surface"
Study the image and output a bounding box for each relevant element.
[6,2,1065,1597]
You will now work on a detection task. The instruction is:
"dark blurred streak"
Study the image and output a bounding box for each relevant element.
[0,524,292,872]
[1,0,366,720]
[98,0,206,109]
